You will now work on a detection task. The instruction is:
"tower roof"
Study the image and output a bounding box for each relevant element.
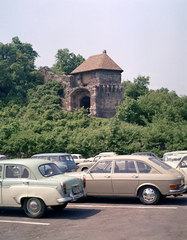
[70,50,123,74]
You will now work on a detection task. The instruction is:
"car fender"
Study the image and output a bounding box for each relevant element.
[26,185,64,205]
[136,183,162,196]
[11,185,64,206]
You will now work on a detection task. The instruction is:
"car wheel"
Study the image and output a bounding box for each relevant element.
[51,203,68,211]
[23,198,46,218]
[139,186,160,205]
[82,167,88,172]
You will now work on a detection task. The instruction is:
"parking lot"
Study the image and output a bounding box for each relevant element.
[0,195,187,240]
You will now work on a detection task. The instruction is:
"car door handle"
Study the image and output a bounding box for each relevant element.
[132,175,138,178]
[104,175,111,178]
[22,181,29,185]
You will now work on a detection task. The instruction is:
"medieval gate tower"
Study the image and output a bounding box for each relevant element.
[40,50,125,118]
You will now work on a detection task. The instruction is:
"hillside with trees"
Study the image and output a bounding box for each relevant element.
[0,37,187,159]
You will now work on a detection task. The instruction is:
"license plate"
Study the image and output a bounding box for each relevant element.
[73,187,82,194]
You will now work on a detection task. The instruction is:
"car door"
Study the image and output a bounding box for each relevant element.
[85,160,113,195]
[65,155,77,172]
[176,155,187,184]
[112,160,139,195]
[1,165,29,206]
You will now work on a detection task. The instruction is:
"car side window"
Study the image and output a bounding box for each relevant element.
[6,166,29,178]
[59,156,66,162]
[38,156,48,160]
[49,156,58,162]
[66,155,74,161]
[115,160,137,173]
[136,161,151,173]
[90,161,112,173]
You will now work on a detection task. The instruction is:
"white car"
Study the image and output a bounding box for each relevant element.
[77,152,117,172]
[174,155,187,184]
[71,154,87,165]
[0,158,85,218]
[163,151,187,167]
[0,155,8,160]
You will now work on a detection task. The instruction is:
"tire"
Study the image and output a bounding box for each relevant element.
[82,167,88,172]
[139,186,160,205]
[160,195,166,202]
[51,203,68,211]
[23,198,46,218]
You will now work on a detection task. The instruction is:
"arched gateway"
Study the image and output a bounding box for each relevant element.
[39,50,125,118]
[71,88,90,112]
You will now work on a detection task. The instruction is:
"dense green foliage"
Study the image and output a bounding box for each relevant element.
[51,48,85,75]
[0,37,43,108]
[0,38,187,159]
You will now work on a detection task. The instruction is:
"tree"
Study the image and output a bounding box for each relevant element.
[51,48,85,75]
[122,75,150,100]
[0,37,42,106]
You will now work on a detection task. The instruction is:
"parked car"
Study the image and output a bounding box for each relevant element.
[31,153,77,173]
[0,158,85,218]
[0,155,8,160]
[71,154,87,165]
[174,155,187,184]
[132,152,163,161]
[163,151,187,167]
[77,152,117,172]
[69,155,187,205]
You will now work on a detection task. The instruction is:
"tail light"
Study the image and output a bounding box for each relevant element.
[61,182,67,194]
[170,184,180,189]
[81,176,86,188]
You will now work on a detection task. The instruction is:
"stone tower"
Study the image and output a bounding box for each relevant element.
[39,50,125,118]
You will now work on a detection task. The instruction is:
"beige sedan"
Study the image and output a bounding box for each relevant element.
[73,155,187,205]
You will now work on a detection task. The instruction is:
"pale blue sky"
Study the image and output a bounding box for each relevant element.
[1,0,187,96]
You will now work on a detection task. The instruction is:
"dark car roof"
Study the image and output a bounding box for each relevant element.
[31,153,71,157]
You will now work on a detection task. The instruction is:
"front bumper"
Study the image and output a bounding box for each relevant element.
[57,189,86,204]
[169,185,187,194]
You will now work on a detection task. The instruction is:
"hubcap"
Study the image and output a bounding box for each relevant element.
[28,199,41,213]
[142,188,156,203]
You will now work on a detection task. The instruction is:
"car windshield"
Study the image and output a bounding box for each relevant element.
[39,163,63,177]
[93,156,101,162]
[149,157,171,170]
[163,154,185,162]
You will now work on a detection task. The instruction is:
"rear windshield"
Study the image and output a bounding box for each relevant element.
[149,157,171,170]
[65,155,74,161]
[39,163,62,177]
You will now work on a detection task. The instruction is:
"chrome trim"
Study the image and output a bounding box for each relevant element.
[169,185,187,194]
[56,189,86,203]
[13,197,20,204]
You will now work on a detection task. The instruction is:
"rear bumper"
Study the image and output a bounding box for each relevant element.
[169,185,187,194]
[57,189,86,203]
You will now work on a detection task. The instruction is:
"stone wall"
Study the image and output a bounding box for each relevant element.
[38,66,125,118]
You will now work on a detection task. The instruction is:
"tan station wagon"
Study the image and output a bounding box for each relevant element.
[0,159,85,218]
[70,155,187,205]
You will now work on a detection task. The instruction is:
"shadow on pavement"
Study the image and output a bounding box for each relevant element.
[0,205,101,220]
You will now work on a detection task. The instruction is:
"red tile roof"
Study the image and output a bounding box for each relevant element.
[70,50,123,74]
